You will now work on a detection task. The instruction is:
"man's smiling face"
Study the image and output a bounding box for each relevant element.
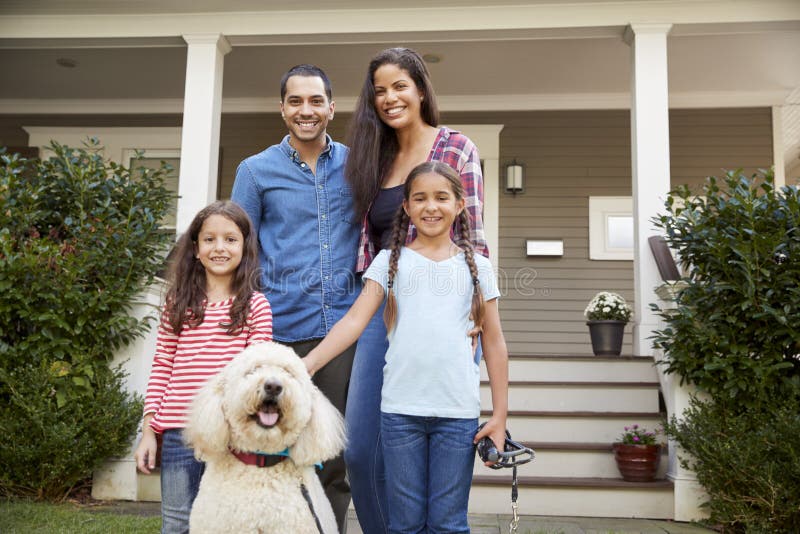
[280,75,334,147]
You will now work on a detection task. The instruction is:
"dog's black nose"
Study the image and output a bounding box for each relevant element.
[263,381,283,398]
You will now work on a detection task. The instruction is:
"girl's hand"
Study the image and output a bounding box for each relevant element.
[134,419,158,474]
[473,416,507,467]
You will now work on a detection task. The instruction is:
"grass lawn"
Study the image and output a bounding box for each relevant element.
[0,499,161,533]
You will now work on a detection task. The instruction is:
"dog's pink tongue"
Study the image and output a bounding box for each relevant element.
[259,410,278,426]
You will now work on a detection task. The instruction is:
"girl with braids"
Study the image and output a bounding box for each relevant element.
[345,46,489,533]
[134,201,273,533]
[305,162,508,533]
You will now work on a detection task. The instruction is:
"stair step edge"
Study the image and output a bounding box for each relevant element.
[520,441,667,453]
[472,475,673,489]
[509,354,656,362]
[481,380,661,387]
[483,410,665,418]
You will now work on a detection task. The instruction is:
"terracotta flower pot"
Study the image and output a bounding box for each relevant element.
[586,320,626,356]
[612,443,661,482]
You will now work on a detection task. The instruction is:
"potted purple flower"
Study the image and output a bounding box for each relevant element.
[612,424,662,482]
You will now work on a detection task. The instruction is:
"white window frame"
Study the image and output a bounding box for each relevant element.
[123,148,181,233]
[589,196,633,260]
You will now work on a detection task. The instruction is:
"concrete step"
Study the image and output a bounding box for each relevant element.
[473,442,668,479]
[469,476,674,518]
[483,410,665,444]
[481,355,659,383]
[480,381,661,412]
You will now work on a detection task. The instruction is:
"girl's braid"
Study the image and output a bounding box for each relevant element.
[459,209,486,329]
[383,205,410,333]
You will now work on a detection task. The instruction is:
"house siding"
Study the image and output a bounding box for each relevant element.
[445,108,773,355]
[0,108,773,355]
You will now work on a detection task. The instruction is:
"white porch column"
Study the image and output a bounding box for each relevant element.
[627,24,708,523]
[624,23,672,358]
[772,106,786,188]
[177,33,231,235]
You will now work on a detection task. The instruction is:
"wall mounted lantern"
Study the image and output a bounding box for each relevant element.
[505,162,524,195]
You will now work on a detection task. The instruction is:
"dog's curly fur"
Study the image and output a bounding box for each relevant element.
[184,342,345,534]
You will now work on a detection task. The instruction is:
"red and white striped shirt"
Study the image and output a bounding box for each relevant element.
[143,292,273,432]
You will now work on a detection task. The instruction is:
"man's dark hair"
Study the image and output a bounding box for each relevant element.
[280,64,333,101]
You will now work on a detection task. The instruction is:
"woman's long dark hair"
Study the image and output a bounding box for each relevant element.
[383,162,485,334]
[346,47,440,219]
[164,200,261,335]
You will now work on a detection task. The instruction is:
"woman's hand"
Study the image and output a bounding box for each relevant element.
[467,325,482,356]
[134,416,158,474]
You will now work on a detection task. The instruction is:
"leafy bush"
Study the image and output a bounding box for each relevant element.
[652,170,800,410]
[0,141,173,498]
[0,364,142,499]
[666,398,800,532]
[653,170,800,531]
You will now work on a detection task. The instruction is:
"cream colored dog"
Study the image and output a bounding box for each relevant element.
[184,342,344,534]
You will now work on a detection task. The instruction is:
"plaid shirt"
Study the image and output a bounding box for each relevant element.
[356,127,489,272]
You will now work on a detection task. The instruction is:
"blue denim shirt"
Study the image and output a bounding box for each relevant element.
[232,135,359,343]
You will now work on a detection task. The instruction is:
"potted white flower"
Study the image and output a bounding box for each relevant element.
[584,291,632,356]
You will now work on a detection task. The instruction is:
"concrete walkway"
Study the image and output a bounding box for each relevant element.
[93,502,715,533]
[346,511,715,534]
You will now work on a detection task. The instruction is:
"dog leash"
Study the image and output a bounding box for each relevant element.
[475,424,535,534]
[509,464,520,533]
[299,483,325,534]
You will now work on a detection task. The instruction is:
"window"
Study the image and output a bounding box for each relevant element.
[589,196,633,260]
[124,149,180,233]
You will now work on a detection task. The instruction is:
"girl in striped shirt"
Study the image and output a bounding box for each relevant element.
[134,200,273,534]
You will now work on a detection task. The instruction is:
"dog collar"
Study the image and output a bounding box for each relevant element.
[230,447,289,468]
[229,447,323,470]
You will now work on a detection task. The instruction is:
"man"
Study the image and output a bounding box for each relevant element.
[232,64,358,532]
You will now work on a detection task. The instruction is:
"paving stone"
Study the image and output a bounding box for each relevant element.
[515,520,584,534]
[646,519,716,533]
[471,526,502,534]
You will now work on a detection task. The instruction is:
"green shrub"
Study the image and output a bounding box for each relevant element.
[0,141,173,499]
[0,364,142,499]
[666,398,800,532]
[652,170,800,410]
[653,170,800,531]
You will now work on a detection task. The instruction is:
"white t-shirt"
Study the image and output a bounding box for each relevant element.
[364,247,500,418]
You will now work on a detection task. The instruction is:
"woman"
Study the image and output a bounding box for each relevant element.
[344,47,489,533]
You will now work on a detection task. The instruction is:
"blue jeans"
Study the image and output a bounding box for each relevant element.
[160,429,204,534]
[381,412,477,534]
[345,303,390,533]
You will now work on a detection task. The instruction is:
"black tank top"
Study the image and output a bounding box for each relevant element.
[368,184,405,250]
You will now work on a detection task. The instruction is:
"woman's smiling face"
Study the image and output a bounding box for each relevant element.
[373,63,425,131]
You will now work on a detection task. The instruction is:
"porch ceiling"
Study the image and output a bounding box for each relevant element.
[1,30,798,105]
